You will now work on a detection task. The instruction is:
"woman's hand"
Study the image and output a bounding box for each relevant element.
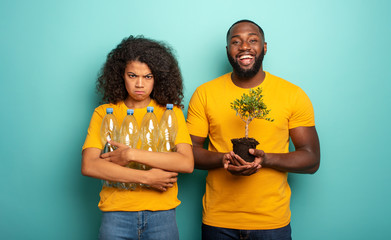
[100,140,132,166]
[143,168,178,192]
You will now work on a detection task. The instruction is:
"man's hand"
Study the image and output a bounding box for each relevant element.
[100,140,132,166]
[144,168,178,192]
[223,151,262,176]
[249,148,266,163]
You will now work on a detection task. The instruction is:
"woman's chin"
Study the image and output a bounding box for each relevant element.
[127,95,150,103]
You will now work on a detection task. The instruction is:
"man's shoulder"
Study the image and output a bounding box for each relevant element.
[196,72,231,90]
[266,72,302,91]
[266,72,296,86]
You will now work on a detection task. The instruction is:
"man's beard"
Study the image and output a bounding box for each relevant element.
[227,49,264,79]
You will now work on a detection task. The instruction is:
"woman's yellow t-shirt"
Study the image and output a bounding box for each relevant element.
[83,100,191,212]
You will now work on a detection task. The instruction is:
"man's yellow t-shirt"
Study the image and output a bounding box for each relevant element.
[187,72,315,229]
[83,100,191,212]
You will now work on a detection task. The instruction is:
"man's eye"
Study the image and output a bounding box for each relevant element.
[250,39,257,43]
[232,41,239,45]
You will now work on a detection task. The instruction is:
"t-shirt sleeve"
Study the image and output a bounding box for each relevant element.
[288,87,315,129]
[82,107,105,150]
[186,87,209,138]
[173,107,192,146]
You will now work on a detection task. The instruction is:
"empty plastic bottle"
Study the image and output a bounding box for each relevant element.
[119,109,139,190]
[139,106,159,172]
[100,107,119,188]
[158,104,178,152]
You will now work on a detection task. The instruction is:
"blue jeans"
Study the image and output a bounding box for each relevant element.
[202,223,292,240]
[99,209,179,240]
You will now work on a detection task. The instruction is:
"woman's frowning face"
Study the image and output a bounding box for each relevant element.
[124,61,154,105]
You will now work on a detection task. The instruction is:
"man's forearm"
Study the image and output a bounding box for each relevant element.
[263,149,320,174]
[261,126,320,174]
[193,146,225,170]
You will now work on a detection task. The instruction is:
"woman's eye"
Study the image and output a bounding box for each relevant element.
[128,74,136,78]
[145,75,153,79]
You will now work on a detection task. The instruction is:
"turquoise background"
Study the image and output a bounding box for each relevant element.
[1,0,390,239]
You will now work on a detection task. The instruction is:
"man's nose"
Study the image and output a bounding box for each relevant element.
[240,41,250,50]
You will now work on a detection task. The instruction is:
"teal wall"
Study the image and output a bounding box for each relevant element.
[1,0,390,239]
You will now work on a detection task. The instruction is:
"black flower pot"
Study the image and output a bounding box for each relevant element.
[231,137,259,162]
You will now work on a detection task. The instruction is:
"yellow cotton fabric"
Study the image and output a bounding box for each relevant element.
[187,72,315,229]
[83,100,191,212]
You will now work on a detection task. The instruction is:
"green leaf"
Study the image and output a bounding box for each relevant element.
[230,87,274,126]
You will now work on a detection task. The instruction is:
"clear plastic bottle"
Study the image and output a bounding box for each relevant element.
[100,107,119,188]
[139,106,159,172]
[158,104,178,152]
[119,109,140,190]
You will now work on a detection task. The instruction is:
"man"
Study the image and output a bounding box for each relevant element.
[186,19,320,240]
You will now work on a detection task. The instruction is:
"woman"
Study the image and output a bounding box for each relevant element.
[81,36,193,240]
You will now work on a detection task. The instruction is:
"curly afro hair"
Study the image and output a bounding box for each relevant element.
[96,36,184,108]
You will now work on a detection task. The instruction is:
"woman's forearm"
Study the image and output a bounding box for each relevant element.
[130,143,194,173]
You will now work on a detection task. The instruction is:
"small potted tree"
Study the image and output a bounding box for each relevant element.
[230,87,274,162]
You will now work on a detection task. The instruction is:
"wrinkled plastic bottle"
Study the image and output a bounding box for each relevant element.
[100,107,119,188]
[139,106,159,188]
[119,109,139,190]
[158,104,178,152]
[140,106,159,171]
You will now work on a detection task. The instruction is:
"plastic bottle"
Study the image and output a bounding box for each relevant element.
[100,107,119,188]
[119,109,140,190]
[139,106,159,173]
[158,104,178,152]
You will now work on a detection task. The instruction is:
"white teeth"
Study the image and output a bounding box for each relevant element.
[239,55,253,60]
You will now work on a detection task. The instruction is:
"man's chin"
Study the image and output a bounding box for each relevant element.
[229,55,262,79]
[235,69,259,79]
[238,65,254,71]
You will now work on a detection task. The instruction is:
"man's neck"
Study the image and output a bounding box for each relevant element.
[231,68,266,89]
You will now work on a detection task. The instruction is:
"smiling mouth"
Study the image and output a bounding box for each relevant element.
[238,55,254,66]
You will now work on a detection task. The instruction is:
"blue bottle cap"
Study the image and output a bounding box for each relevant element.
[147,106,154,112]
[166,104,173,110]
[127,109,134,115]
[106,108,113,114]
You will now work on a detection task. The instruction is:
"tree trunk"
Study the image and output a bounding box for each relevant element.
[245,121,249,138]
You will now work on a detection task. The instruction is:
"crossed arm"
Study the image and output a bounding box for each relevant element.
[81,142,193,191]
[191,126,320,175]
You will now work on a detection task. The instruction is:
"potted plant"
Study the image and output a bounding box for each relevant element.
[230,87,274,162]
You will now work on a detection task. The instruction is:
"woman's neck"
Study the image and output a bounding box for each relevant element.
[124,97,152,109]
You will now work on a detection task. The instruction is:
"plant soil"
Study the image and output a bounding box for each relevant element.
[231,137,260,162]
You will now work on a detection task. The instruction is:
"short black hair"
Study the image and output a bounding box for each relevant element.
[226,19,265,43]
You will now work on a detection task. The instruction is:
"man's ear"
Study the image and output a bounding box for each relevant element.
[264,42,267,55]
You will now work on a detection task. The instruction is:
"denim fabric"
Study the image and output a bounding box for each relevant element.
[99,209,179,240]
[202,223,292,240]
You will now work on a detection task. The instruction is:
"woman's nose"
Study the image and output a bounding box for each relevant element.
[135,77,143,87]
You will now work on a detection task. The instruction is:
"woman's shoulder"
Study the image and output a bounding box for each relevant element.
[172,105,185,115]
[94,102,125,114]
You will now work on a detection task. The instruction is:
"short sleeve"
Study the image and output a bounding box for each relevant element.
[186,87,209,138]
[288,87,315,129]
[173,107,192,146]
[82,107,105,150]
